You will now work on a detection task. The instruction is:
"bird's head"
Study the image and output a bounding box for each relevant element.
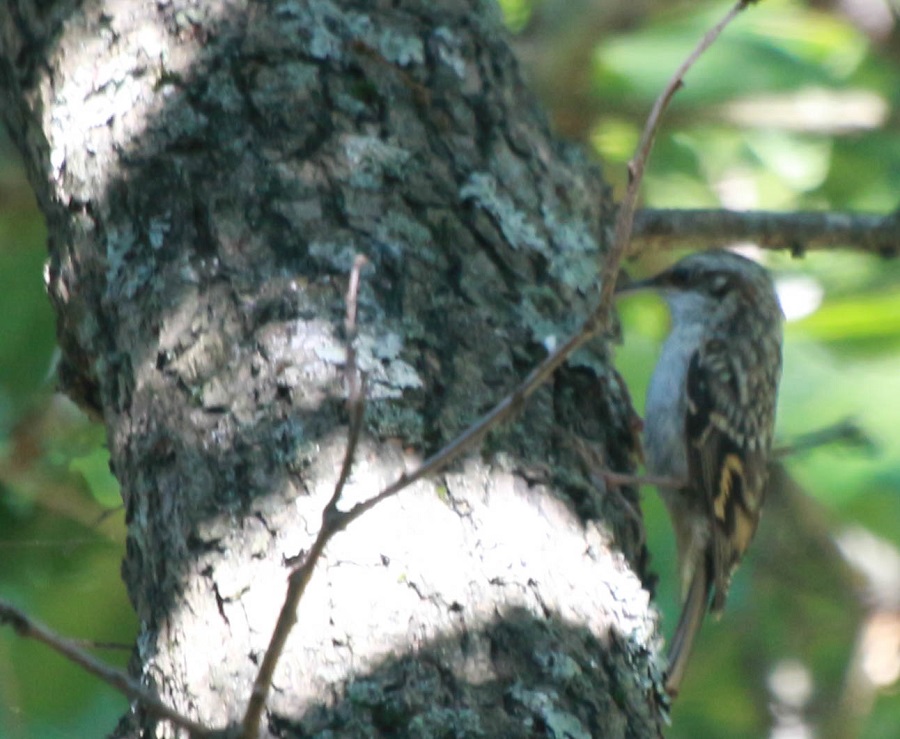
[617,249,782,327]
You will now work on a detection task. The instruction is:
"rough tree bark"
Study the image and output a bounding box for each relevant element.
[0,1,662,736]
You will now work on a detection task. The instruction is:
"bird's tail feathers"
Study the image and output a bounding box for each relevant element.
[665,558,711,696]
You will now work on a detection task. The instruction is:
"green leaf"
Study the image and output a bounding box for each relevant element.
[68,448,120,508]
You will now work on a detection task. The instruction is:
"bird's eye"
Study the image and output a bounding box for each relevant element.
[709,274,730,297]
[669,266,690,287]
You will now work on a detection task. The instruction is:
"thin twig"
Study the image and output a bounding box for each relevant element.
[774,418,874,458]
[603,419,872,482]
[241,255,369,739]
[68,638,133,651]
[0,537,107,549]
[0,598,213,737]
[595,0,753,320]
[343,254,367,402]
[342,324,594,527]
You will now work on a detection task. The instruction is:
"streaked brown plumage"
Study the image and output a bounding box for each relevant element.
[622,250,783,696]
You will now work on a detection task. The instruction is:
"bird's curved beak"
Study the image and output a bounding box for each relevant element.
[614,272,657,296]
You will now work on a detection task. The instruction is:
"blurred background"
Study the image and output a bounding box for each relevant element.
[1,0,898,736]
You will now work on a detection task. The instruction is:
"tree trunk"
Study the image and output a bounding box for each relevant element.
[0,1,663,736]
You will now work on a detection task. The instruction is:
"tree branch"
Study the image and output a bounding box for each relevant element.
[631,208,900,258]
[0,599,213,738]
[774,418,875,458]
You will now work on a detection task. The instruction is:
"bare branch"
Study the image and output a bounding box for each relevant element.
[595,0,754,317]
[240,524,333,739]
[327,252,370,520]
[0,598,214,738]
[343,254,368,403]
[341,323,594,526]
[631,208,900,258]
[774,418,875,458]
[596,418,874,487]
[241,255,369,739]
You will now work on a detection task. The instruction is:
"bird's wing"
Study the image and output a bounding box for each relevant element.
[685,341,768,612]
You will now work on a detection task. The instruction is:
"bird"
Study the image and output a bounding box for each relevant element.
[619,249,784,696]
